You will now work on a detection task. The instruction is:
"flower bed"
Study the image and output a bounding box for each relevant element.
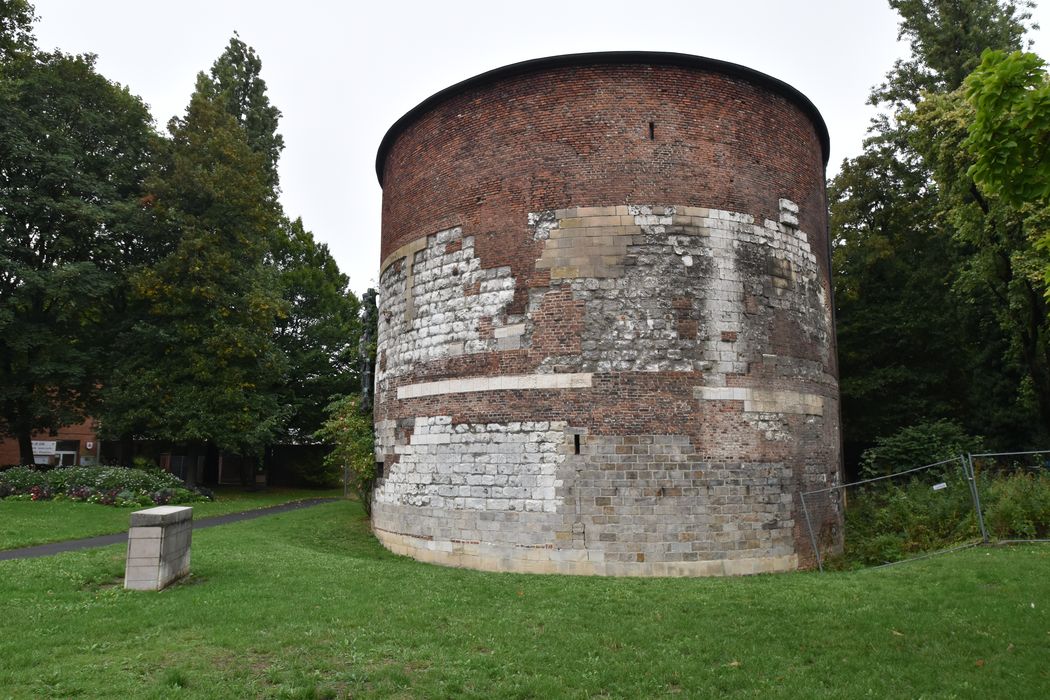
[0,465,213,507]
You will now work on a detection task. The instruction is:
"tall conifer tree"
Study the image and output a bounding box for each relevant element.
[100,77,287,469]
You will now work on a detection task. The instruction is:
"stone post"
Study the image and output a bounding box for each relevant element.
[124,506,193,590]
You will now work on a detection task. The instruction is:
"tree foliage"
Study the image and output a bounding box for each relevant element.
[99,77,287,455]
[272,216,361,441]
[315,394,375,512]
[0,0,35,62]
[97,35,361,461]
[0,46,154,463]
[200,33,284,195]
[964,49,1050,206]
[872,0,1033,109]
[203,35,361,443]
[906,82,1050,436]
[831,0,1047,466]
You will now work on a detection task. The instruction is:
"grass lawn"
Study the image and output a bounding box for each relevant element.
[0,487,340,550]
[0,502,1047,698]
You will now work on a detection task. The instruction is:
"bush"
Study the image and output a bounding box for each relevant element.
[836,472,979,567]
[859,420,984,478]
[315,395,374,512]
[834,468,1050,567]
[984,471,1050,539]
[0,465,213,507]
[0,466,48,493]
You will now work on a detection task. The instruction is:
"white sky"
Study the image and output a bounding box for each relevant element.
[29,0,1050,296]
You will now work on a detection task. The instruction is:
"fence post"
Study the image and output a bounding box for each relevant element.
[801,492,823,573]
[962,453,990,543]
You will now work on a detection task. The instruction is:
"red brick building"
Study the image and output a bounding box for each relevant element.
[0,419,102,467]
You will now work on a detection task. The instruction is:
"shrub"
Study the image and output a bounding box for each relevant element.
[836,472,979,567]
[315,395,375,512]
[29,485,52,501]
[859,420,984,478]
[835,467,1050,567]
[984,471,1050,539]
[67,485,95,502]
[0,465,213,507]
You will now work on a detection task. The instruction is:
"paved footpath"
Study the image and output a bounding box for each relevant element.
[0,497,339,562]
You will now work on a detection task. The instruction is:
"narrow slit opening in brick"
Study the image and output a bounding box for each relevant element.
[574,434,581,454]
[649,121,655,140]
[376,461,384,478]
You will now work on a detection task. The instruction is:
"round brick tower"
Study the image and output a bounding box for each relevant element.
[372,52,842,576]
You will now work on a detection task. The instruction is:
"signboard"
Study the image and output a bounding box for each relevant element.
[31,440,56,456]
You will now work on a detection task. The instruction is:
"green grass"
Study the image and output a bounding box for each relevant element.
[0,501,1047,698]
[0,487,340,550]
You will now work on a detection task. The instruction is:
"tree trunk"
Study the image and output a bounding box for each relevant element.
[204,442,219,485]
[17,429,34,466]
[120,434,134,467]
[183,443,198,487]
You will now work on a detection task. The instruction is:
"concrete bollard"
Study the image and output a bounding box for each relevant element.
[124,506,193,591]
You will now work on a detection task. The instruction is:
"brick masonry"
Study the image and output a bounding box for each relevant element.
[373,55,842,576]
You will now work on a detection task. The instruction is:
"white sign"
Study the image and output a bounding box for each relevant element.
[85,441,94,450]
[932,482,948,491]
[31,440,56,456]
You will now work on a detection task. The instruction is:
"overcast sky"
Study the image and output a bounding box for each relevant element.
[30,0,1050,296]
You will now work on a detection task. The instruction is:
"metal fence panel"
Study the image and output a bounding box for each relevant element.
[802,457,984,572]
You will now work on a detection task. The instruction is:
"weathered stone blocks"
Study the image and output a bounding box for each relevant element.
[124,506,192,590]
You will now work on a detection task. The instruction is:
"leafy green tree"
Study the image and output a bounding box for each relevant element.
[0,0,35,62]
[831,0,1044,464]
[906,78,1050,438]
[830,133,973,449]
[0,46,154,464]
[200,33,284,195]
[199,34,362,444]
[871,0,1033,109]
[315,394,375,512]
[272,217,361,441]
[99,77,287,466]
[963,49,1050,206]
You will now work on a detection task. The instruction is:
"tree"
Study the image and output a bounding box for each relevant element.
[200,34,362,444]
[905,67,1050,439]
[199,33,284,196]
[272,216,360,442]
[963,49,1050,206]
[0,46,154,464]
[99,76,287,467]
[830,0,1043,466]
[871,0,1033,110]
[830,141,973,450]
[0,0,34,62]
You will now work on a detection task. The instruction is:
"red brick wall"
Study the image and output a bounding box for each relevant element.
[0,419,99,466]
[380,63,827,303]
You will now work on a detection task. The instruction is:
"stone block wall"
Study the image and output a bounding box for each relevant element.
[373,53,842,576]
[124,506,193,590]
